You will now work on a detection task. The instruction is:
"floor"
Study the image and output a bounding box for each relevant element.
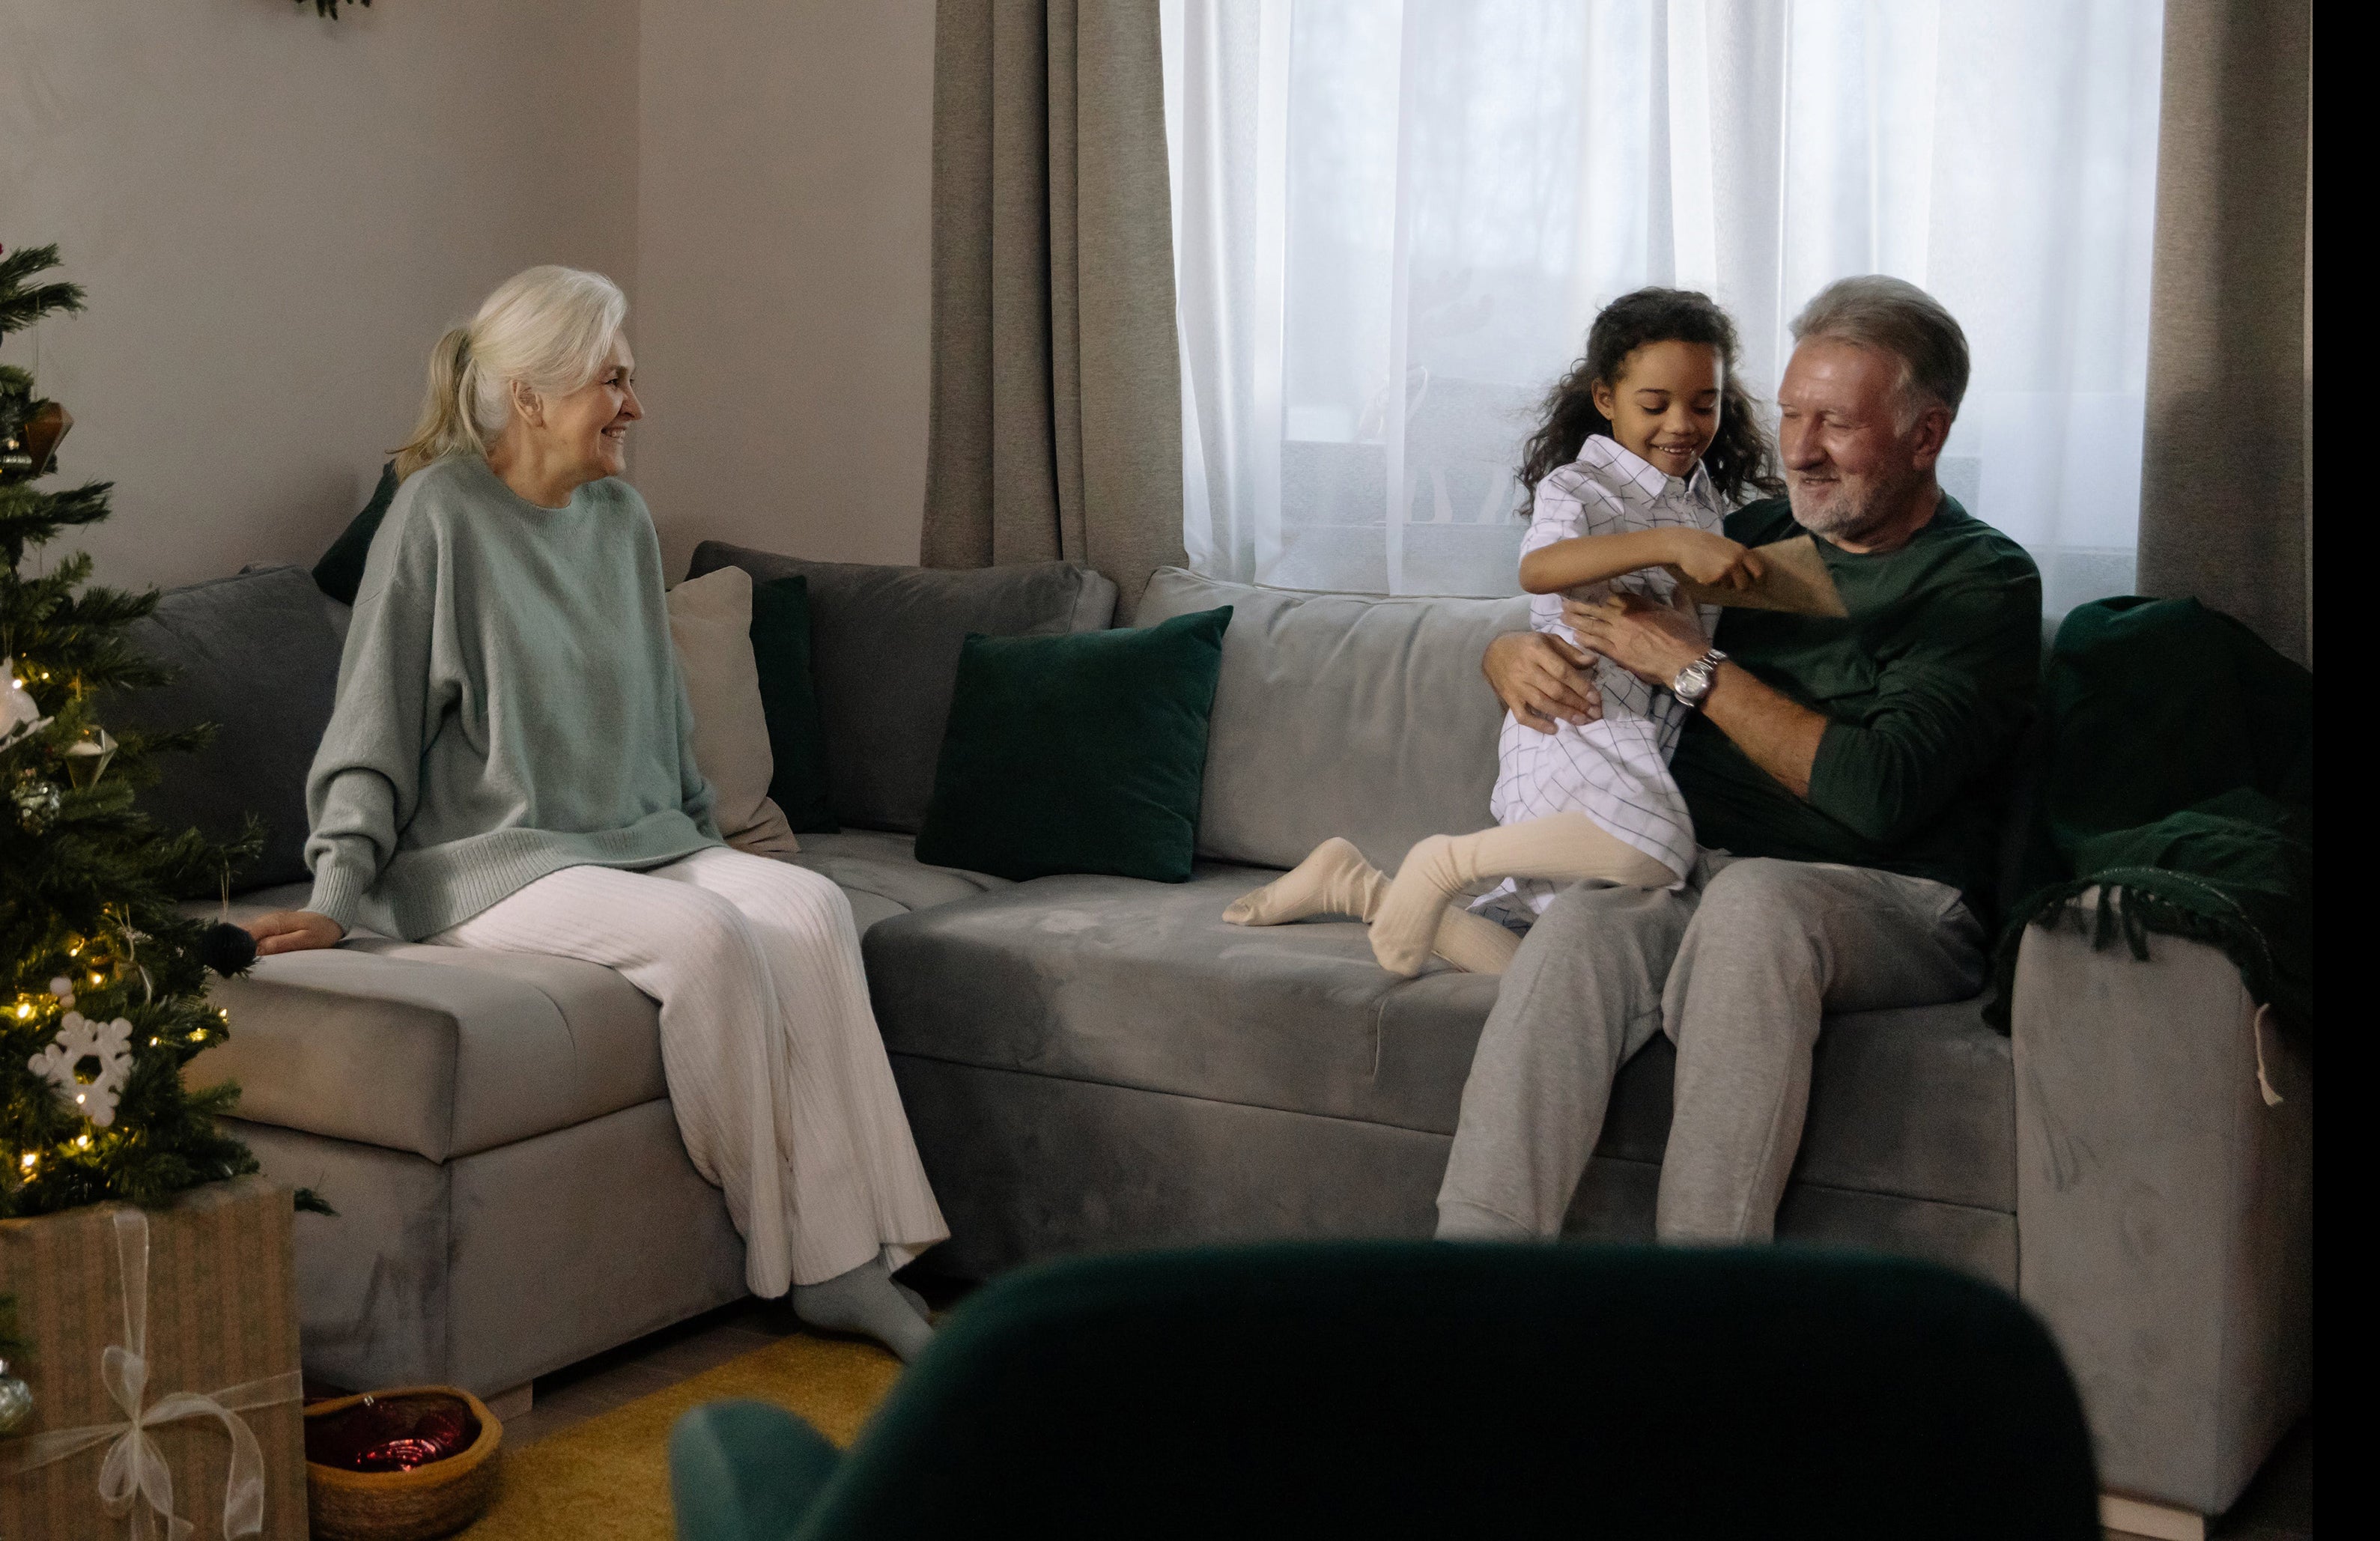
[500,1292,2312,1539]
[498,1294,828,1450]
[2152,1418,2312,1541]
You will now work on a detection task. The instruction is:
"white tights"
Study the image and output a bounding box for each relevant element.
[1224,814,1680,976]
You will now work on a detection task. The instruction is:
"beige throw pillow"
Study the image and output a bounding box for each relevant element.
[666,566,801,858]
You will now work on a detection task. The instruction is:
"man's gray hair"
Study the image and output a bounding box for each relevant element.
[1790,275,1970,424]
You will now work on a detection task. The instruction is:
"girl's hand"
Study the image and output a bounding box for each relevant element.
[1664,529,1764,590]
[246,911,345,956]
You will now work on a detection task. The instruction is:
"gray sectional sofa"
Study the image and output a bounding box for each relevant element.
[137,546,2308,1524]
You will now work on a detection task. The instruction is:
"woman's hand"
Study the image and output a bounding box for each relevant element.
[1484,630,1603,733]
[1663,529,1763,590]
[246,911,345,956]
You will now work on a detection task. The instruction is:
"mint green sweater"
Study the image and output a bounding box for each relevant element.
[304,455,720,940]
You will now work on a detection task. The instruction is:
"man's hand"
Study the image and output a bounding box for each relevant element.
[1562,592,1712,687]
[1483,630,1603,734]
[1570,594,1830,797]
[246,911,344,956]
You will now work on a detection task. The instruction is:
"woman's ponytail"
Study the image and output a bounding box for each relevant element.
[392,326,486,479]
[389,267,628,481]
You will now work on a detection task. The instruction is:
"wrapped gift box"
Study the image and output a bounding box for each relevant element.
[0,1176,306,1540]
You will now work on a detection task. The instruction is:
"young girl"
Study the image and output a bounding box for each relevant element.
[1224,288,1783,976]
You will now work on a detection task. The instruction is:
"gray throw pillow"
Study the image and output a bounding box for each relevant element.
[685,542,1117,833]
[666,565,801,857]
[112,565,343,893]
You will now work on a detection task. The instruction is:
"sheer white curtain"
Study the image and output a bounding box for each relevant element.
[1162,0,2165,613]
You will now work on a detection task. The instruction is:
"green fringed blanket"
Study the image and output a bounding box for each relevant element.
[1988,598,2312,1034]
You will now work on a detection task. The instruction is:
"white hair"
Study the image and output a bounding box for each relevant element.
[393,265,627,477]
[1790,275,1970,428]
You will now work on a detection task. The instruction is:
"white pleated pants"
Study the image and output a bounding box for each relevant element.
[431,846,948,1296]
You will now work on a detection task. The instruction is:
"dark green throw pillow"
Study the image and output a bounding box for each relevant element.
[914,607,1232,883]
[312,461,401,604]
[749,574,839,833]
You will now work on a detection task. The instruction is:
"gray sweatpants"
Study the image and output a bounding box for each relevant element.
[1435,853,1985,1241]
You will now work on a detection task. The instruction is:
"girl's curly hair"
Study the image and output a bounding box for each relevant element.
[1515,287,1784,511]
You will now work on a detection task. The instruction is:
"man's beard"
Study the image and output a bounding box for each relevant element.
[1789,470,1909,544]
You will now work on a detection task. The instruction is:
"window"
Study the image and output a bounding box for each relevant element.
[1163,0,2165,614]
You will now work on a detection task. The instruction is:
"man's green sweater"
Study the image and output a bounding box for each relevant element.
[304,455,721,940]
[1674,493,2041,915]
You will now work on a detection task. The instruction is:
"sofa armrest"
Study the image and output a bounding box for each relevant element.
[2012,893,2312,1516]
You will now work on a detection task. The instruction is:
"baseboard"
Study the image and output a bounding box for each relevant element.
[485,1382,535,1422]
[2101,1492,2207,1540]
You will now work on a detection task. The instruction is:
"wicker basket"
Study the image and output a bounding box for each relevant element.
[304,1386,504,1541]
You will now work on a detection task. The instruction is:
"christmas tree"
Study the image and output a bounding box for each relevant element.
[1,243,264,1218]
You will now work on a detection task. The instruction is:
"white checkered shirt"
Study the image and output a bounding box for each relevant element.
[1480,435,1723,917]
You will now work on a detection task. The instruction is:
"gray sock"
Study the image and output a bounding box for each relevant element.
[791,1257,935,1362]
[893,1278,932,1320]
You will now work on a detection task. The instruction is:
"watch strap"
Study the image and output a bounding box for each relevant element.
[1673,648,1728,708]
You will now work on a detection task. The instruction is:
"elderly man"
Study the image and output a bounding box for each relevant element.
[1439,275,2041,1243]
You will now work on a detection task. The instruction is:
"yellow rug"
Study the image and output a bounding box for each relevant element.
[458,1335,902,1541]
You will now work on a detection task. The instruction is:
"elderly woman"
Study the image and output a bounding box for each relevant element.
[246,266,947,1359]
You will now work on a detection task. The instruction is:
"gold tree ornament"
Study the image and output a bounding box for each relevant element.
[10,776,61,833]
[64,725,117,787]
[10,400,72,479]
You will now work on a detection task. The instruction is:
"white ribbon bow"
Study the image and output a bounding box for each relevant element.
[4,1209,303,1540]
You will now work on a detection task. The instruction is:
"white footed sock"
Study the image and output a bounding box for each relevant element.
[1424,906,1525,976]
[1223,834,1520,974]
[1227,836,1523,970]
[792,1256,935,1362]
[1370,835,1477,976]
[1223,836,1388,925]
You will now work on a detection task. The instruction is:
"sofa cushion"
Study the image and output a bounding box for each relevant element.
[915,608,1233,883]
[113,565,344,891]
[195,923,667,1164]
[667,565,801,857]
[193,840,1004,1159]
[784,830,1013,933]
[863,875,2016,1214]
[686,542,1119,833]
[1135,568,1529,871]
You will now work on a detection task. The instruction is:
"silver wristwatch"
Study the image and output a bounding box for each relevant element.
[1671,648,1728,709]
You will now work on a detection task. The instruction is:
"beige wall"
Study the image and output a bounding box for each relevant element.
[634,1,937,577]
[0,0,641,590]
[3,1,935,593]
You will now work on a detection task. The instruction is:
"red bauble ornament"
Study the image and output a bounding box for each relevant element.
[304,1391,482,1474]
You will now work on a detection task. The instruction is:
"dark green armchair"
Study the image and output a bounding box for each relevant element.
[670,1242,2098,1540]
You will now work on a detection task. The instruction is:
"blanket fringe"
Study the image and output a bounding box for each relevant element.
[1983,868,2283,1037]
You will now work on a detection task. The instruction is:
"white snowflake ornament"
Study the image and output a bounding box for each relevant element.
[28,1011,135,1128]
[1,658,49,749]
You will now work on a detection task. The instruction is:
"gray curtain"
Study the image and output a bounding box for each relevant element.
[923,0,1186,620]
[2136,0,2313,665]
